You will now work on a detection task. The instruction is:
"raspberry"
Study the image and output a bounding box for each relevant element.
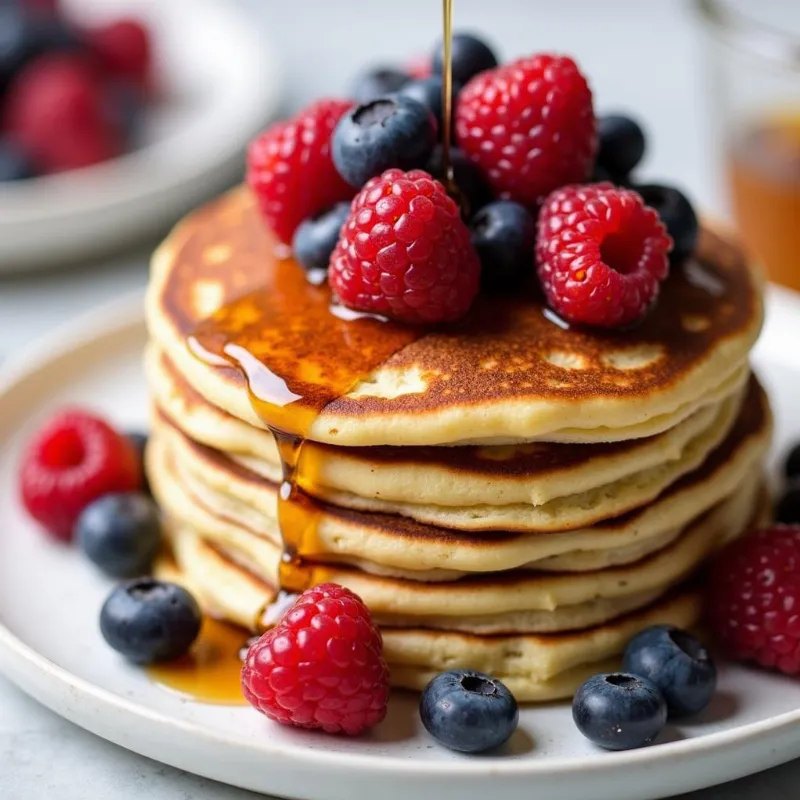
[242,583,390,736]
[19,409,141,541]
[707,527,800,676]
[706,525,800,675]
[4,54,122,173]
[247,99,355,244]
[86,18,152,91]
[455,53,596,207]
[536,183,672,328]
[329,168,481,324]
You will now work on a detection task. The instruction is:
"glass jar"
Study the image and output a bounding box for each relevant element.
[694,0,800,290]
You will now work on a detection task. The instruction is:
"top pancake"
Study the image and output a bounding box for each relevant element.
[146,186,763,446]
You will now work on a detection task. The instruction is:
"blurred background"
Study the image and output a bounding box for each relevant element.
[0,0,798,356]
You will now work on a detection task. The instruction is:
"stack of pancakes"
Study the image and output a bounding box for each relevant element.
[144,187,770,701]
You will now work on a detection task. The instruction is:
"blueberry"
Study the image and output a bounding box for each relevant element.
[0,4,78,92]
[77,493,161,578]
[0,137,33,180]
[573,673,667,750]
[425,145,492,217]
[397,76,459,132]
[100,578,201,664]
[471,200,535,293]
[622,626,716,718]
[432,32,498,86]
[292,201,350,272]
[776,481,800,525]
[420,670,518,753]
[332,96,437,188]
[785,444,800,481]
[109,81,144,149]
[0,4,38,88]
[596,114,646,179]
[635,183,699,264]
[350,66,410,105]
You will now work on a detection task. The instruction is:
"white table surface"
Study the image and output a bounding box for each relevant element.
[2,1,799,797]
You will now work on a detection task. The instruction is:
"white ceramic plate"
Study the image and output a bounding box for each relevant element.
[0,0,281,271]
[1,290,800,800]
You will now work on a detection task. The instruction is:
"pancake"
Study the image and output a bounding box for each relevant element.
[155,475,761,635]
[148,344,748,510]
[146,185,763,447]
[147,376,771,577]
[154,534,703,702]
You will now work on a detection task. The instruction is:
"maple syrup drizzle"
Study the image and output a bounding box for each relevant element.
[188,256,419,600]
[146,617,250,705]
[440,0,456,193]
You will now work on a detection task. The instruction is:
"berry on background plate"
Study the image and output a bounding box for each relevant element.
[19,409,141,541]
[76,492,162,578]
[623,626,717,718]
[241,583,389,736]
[707,526,800,675]
[85,18,152,92]
[332,95,438,189]
[4,53,124,173]
[536,182,673,328]
[572,672,667,751]
[0,137,34,181]
[247,98,355,244]
[329,168,481,324]
[456,53,596,207]
[420,670,519,754]
[100,578,202,664]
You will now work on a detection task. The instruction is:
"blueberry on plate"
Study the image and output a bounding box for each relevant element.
[573,672,667,750]
[432,32,498,86]
[0,3,38,87]
[420,669,519,753]
[109,81,145,148]
[332,95,437,188]
[635,183,699,264]
[785,443,800,481]
[350,66,410,105]
[471,200,535,292]
[125,430,148,464]
[776,481,800,525]
[425,145,492,217]
[623,626,716,718]
[397,75,459,132]
[0,137,33,181]
[77,492,161,578]
[292,201,350,272]
[596,114,647,180]
[100,578,201,663]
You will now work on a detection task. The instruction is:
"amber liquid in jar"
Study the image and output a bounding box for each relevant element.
[727,114,800,291]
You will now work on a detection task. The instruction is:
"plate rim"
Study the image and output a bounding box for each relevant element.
[1,288,800,790]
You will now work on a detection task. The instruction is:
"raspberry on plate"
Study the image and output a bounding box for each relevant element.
[247,99,355,245]
[455,53,596,207]
[536,182,672,328]
[707,526,800,675]
[4,54,123,173]
[241,583,390,736]
[19,409,141,541]
[85,18,152,91]
[329,168,481,324]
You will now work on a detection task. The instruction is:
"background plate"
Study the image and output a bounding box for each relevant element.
[0,289,799,800]
[0,0,281,271]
